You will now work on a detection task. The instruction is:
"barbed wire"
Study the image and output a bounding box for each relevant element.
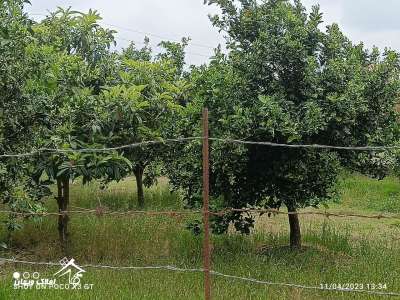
[0,209,198,217]
[210,208,400,220]
[3,136,400,158]
[1,207,399,221]
[2,257,400,297]
[210,138,400,151]
[0,137,201,158]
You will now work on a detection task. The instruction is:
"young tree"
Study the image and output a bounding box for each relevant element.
[28,8,130,251]
[169,0,400,248]
[97,54,185,208]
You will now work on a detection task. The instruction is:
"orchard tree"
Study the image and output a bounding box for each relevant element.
[97,52,185,208]
[169,0,400,249]
[0,0,52,237]
[28,8,130,251]
[30,81,131,250]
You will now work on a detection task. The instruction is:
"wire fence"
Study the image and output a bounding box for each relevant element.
[0,207,400,221]
[2,135,400,158]
[0,137,200,158]
[2,119,400,298]
[1,257,400,297]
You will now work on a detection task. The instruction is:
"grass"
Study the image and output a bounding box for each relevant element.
[336,173,400,213]
[0,174,399,299]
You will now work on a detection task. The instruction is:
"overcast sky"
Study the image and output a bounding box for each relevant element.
[26,0,400,65]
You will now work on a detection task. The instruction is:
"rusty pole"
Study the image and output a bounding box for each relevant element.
[202,108,211,300]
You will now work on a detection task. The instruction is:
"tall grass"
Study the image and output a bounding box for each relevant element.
[0,174,399,299]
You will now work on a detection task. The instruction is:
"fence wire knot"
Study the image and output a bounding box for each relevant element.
[95,206,106,217]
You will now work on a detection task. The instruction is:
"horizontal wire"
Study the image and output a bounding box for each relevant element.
[2,257,400,297]
[0,209,200,217]
[2,136,400,158]
[0,137,201,158]
[210,271,400,297]
[210,138,400,151]
[211,208,400,220]
[15,11,400,300]
[1,208,399,221]
[0,257,203,272]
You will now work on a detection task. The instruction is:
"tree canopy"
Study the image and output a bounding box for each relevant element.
[1,0,400,250]
[168,0,400,248]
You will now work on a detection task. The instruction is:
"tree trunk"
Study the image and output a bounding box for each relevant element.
[134,166,145,208]
[57,178,70,254]
[223,184,232,205]
[287,204,301,249]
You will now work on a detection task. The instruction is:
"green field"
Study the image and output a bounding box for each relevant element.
[0,174,400,299]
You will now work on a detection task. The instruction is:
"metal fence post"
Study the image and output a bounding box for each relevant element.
[202,108,211,300]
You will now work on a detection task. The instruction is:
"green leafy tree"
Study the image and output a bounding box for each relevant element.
[34,7,117,93]
[0,0,53,237]
[169,0,400,248]
[157,37,190,77]
[122,38,152,62]
[28,8,130,250]
[97,54,185,208]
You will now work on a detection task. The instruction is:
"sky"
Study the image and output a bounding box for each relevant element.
[26,0,400,65]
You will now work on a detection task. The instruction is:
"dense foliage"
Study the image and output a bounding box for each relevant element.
[1,0,399,250]
[0,0,51,232]
[168,0,400,248]
[0,1,186,249]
